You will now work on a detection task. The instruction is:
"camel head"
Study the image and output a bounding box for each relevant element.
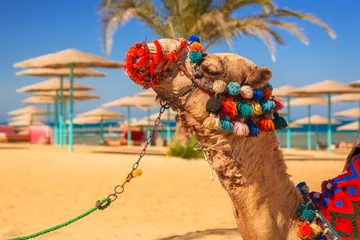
[123,36,287,140]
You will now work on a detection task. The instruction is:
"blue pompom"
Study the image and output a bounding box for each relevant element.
[318,236,327,240]
[237,101,253,117]
[272,112,288,130]
[260,99,275,113]
[247,122,260,137]
[226,82,241,96]
[266,83,273,91]
[253,89,264,101]
[188,34,200,44]
[298,204,316,222]
[220,119,234,132]
[189,50,203,63]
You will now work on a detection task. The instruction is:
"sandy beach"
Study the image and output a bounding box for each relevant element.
[0,144,349,240]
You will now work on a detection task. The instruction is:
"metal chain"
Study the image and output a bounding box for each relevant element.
[101,100,171,206]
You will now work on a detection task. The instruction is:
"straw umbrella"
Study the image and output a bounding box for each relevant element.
[8,120,44,127]
[103,96,158,146]
[8,106,49,116]
[14,48,123,152]
[332,94,360,130]
[294,115,341,150]
[272,85,300,149]
[291,80,360,152]
[285,97,327,150]
[16,76,96,147]
[334,108,360,118]
[9,115,47,122]
[337,121,359,131]
[77,108,124,144]
[349,80,360,88]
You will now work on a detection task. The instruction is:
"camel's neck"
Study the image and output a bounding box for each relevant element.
[206,132,303,240]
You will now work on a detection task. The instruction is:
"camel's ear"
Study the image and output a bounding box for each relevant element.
[243,67,272,89]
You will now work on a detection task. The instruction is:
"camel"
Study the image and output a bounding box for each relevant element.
[123,37,360,240]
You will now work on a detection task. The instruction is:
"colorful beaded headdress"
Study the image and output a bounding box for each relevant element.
[124,35,288,137]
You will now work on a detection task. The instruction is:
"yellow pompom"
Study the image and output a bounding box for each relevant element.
[248,101,262,116]
[131,169,142,178]
[203,114,221,130]
[310,222,323,238]
[213,80,227,94]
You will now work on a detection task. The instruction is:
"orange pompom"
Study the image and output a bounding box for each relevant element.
[189,42,203,53]
[263,87,272,99]
[297,222,314,239]
[221,98,238,119]
[257,118,275,131]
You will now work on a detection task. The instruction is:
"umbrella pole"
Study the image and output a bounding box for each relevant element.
[327,93,332,153]
[47,104,50,125]
[63,103,67,145]
[54,90,59,145]
[99,117,104,144]
[59,76,64,147]
[286,96,291,148]
[166,109,171,144]
[69,64,74,152]
[147,106,151,139]
[127,106,131,146]
[316,125,319,150]
[82,124,86,145]
[307,105,312,150]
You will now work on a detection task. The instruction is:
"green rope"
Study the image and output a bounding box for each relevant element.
[8,197,110,240]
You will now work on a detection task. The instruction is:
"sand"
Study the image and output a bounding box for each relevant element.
[0,144,349,240]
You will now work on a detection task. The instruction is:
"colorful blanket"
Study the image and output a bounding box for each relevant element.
[309,134,360,240]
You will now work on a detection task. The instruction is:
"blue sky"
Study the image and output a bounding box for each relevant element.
[1,0,359,122]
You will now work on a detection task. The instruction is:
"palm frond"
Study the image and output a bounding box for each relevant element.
[218,0,277,15]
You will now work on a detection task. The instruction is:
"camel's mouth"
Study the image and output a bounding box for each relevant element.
[123,35,289,137]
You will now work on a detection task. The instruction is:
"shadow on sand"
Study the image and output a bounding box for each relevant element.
[155,228,239,240]
[90,150,165,156]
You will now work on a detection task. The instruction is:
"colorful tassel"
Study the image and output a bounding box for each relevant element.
[188,34,200,44]
[257,118,275,131]
[240,85,253,99]
[203,114,221,130]
[297,222,313,240]
[189,42,203,53]
[206,95,222,114]
[262,87,272,99]
[310,222,323,238]
[213,80,227,94]
[220,119,234,132]
[189,50,203,63]
[247,120,260,137]
[233,121,249,136]
[260,99,275,113]
[226,82,241,96]
[272,112,288,130]
[221,98,238,118]
[298,204,316,222]
[237,101,253,118]
[252,89,264,101]
[266,83,273,91]
[248,101,262,116]
[272,96,284,112]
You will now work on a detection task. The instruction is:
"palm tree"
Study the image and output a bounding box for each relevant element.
[98,0,336,61]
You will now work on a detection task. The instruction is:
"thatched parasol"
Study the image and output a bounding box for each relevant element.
[16,78,94,93]
[15,67,106,78]
[291,80,360,152]
[332,94,360,129]
[278,111,288,117]
[333,108,360,118]
[285,97,327,150]
[135,89,157,98]
[22,96,64,105]
[349,80,360,88]
[8,106,49,116]
[14,48,123,152]
[337,121,359,131]
[34,91,99,100]
[294,114,341,150]
[9,115,47,122]
[8,120,44,127]
[103,96,159,146]
[77,108,124,144]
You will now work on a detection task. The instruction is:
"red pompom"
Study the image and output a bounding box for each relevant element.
[257,118,275,131]
[297,222,314,239]
[221,98,238,119]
